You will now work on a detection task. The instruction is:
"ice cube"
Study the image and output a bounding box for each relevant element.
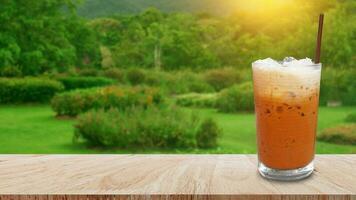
[253,58,282,68]
[283,57,296,63]
[283,57,314,67]
[296,58,313,65]
[253,57,315,69]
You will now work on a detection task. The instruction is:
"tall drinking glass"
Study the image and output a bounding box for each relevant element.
[252,58,321,181]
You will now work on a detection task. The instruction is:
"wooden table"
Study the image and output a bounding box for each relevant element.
[0,155,355,200]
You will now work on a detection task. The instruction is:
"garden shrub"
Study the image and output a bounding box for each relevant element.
[58,76,116,90]
[320,68,356,106]
[126,68,146,85]
[216,82,254,113]
[144,70,168,86]
[345,112,356,123]
[74,106,199,148]
[0,66,22,77]
[238,69,253,82]
[189,79,215,93]
[204,67,242,91]
[317,124,356,145]
[196,118,222,148]
[0,77,64,103]
[341,69,356,106]
[102,68,125,83]
[176,93,217,108]
[180,71,214,93]
[51,85,164,116]
[164,71,214,94]
[77,68,99,77]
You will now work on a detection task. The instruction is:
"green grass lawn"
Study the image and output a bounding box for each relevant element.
[0,105,355,154]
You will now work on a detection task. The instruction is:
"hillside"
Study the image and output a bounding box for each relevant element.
[77,0,240,18]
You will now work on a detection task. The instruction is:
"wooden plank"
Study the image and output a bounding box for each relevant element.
[0,155,355,200]
[0,195,355,200]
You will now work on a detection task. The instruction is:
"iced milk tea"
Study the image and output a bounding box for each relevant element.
[252,58,321,180]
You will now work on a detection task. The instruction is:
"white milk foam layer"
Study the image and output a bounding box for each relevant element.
[253,57,314,68]
[252,57,321,100]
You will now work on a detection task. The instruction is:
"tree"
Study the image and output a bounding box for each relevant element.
[0,0,101,75]
[66,17,102,68]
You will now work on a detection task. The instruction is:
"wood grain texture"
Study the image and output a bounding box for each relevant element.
[0,155,355,200]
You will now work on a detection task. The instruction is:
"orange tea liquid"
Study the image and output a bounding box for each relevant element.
[253,63,321,170]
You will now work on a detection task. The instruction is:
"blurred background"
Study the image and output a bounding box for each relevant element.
[0,0,355,154]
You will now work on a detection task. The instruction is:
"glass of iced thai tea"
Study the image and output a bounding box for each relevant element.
[252,57,321,181]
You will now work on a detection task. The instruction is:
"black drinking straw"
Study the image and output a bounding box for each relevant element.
[315,14,324,64]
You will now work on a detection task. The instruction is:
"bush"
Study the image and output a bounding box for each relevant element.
[74,107,199,148]
[196,118,222,148]
[126,68,146,85]
[320,68,356,106]
[51,85,164,116]
[317,124,356,145]
[58,76,116,90]
[102,68,125,83]
[0,78,64,103]
[342,69,356,106]
[204,68,242,91]
[176,93,217,108]
[0,66,22,77]
[345,113,356,123]
[216,82,254,113]
[164,71,214,94]
[144,70,167,86]
[188,79,215,93]
[77,68,99,77]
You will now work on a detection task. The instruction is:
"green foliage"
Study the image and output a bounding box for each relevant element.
[345,113,356,123]
[0,78,64,103]
[78,1,355,70]
[102,68,125,82]
[2,0,355,75]
[0,66,22,77]
[89,19,122,46]
[323,4,356,68]
[216,82,254,113]
[66,17,102,68]
[1,105,355,153]
[51,85,164,116]
[116,69,213,94]
[0,0,101,75]
[317,124,356,145]
[144,70,165,86]
[176,93,217,108]
[204,68,242,91]
[196,118,222,148]
[77,68,99,77]
[163,71,214,94]
[78,0,238,17]
[100,46,115,68]
[74,106,199,148]
[126,68,146,85]
[58,76,116,90]
[320,68,356,106]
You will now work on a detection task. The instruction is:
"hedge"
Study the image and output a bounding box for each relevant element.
[0,78,64,103]
[175,93,217,108]
[58,76,116,90]
[51,85,164,116]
